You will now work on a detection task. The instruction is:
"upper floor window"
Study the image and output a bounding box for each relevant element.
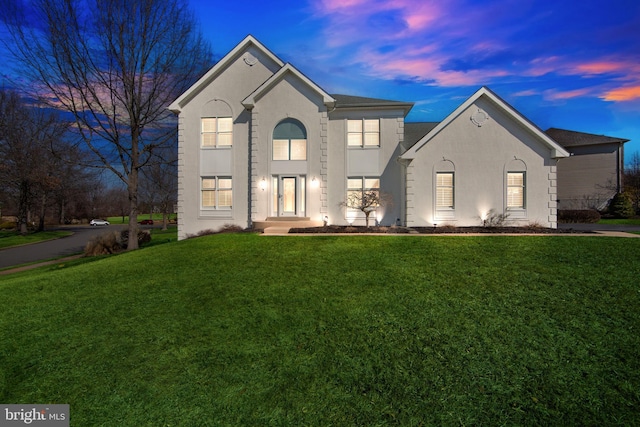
[436,172,454,210]
[202,117,233,148]
[348,119,379,147]
[507,172,526,209]
[202,176,232,209]
[273,118,307,160]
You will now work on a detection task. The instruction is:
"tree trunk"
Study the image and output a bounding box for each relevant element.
[127,168,139,250]
[18,180,30,235]
[37,193,46,232]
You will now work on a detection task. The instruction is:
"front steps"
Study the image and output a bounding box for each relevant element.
[253,217,324,234]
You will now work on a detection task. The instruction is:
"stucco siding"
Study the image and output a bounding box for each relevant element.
[406,98,558,227]
[177,45,279,238]
[249,73,327,222]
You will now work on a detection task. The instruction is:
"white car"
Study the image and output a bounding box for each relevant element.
[90,219,110,226]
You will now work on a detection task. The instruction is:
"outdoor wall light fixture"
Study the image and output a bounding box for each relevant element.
[259,177,267,191]
[311,176,319,188]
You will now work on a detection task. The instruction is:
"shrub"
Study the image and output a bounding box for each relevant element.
[482,209,509,227]
[0,221,17,230]
[558,209,601,223]
[84,231,124,256]
[608,192,635,218]
[186,224,246,239]
[84,229,152,256]
[121,229,152,247]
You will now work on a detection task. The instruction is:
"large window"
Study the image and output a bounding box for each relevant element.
[273,118,307,160]
[436,172,454,209]
[348,119,379,147]
[201,117,233,147]
[507,172,525,209]
[202,177,232,209]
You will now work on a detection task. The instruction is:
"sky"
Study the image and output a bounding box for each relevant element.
[190,0,640,158]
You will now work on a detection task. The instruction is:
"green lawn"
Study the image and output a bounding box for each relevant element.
[599,218,640,225]
[1,235,639,425]
[0,230,73,249]
[107,214,177,224]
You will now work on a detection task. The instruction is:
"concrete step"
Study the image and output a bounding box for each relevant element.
[253,218,323,231]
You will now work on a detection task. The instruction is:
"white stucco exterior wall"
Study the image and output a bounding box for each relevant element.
[176,45,281,239]
[405,97,560,228]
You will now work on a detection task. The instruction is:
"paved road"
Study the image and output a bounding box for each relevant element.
[0,225,126,270]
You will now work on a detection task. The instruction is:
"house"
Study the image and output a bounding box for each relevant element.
[169,35,572,239]
[545,128,628,210]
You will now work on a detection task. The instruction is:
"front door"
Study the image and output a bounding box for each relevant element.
[279,176,297,216]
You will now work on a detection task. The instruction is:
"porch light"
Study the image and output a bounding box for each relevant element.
[259,177,267,191]
[311,176,319,188]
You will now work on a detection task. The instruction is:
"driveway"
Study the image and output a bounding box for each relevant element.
[0,225,126,270]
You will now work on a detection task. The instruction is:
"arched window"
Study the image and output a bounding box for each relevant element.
[273,118,307,161]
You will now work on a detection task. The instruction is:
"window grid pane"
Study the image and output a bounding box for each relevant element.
[364,132,379,146]
[273,140,289,160]
[290,139,307,160]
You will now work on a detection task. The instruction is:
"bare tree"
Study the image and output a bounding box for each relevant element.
[0,89,70,233]
[342,188,392,228]
[140,147,178,230]
[2,0,211,248]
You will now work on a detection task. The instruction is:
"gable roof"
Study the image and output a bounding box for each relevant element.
[169,35,283,113]
[331,94,414,115]
[241,63,335,109]
[403,122,439,151]
[400,86,570,160]
[545,127,629,148]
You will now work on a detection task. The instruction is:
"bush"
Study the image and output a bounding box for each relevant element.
[84,229,152,256]
[608,192,635,218]
[482,209,509,227]
[0,221,17,230]
[84,231,124,256]
[186,224,246,239]
[558,209,601,223]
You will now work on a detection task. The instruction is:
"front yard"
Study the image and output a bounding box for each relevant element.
[1,234,639,425]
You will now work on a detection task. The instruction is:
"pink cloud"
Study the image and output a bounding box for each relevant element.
[544,88,592,101]
[602,86,640,102]
[310,0,640,103]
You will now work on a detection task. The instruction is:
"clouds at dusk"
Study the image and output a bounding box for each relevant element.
[309,0,640,103]
[3,0,638,155]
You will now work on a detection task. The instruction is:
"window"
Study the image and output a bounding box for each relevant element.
[202,177,232,209]
[507,172,525,209]
[347,177,380,208]
[201,117,233,147]
[273,118,307,160]
[348,119,379,147]
[436,172,454,209]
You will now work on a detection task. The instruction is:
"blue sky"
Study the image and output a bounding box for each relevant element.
[192,0,640,158]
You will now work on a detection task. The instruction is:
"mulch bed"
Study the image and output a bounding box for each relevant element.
[288,225,593,234]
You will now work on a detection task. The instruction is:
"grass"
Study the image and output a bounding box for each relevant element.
[0,230,73,249]
[599,218,640,225]
[106,214,177,224]
[1,234,639,425]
